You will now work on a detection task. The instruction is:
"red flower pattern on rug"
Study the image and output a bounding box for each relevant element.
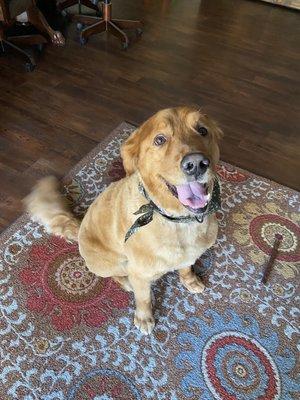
[19,236,129,331]
[216,164,249,182]
[107,159,126,181]
[249,214,300,262]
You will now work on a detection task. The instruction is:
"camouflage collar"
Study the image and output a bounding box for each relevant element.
[125,179,221,242]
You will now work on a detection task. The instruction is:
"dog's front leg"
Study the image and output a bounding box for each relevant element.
[179,266,205,293]
[129,275,154,335]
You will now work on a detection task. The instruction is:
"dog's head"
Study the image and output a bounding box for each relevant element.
[121,106,223,215]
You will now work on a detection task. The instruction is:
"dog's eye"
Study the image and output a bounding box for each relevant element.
[154,134,167,146]
[196,126,208,136]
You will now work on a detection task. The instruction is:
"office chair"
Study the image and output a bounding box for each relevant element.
[0,0,64,71]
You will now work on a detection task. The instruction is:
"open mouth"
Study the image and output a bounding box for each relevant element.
[165,180,209,213]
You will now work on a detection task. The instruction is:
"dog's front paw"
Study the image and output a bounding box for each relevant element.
[134,313,155,335]
[180,274,205,294]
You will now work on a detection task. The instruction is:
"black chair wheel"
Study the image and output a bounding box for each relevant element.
[24,62,35,72]
[36,43,44,52]
[122,41,129,50]
[76,22,85,31]
[136,28,143,36]
[61,10,68,17]
[79,36,88,46]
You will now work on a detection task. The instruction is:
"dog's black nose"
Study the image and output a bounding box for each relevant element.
[181,153,210,178]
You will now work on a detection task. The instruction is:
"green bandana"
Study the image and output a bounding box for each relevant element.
[125,179,221,242]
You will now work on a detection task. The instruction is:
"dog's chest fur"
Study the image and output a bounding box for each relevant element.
[127,213,218,278]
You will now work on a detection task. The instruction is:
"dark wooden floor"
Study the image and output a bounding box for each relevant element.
[0,0,300,231]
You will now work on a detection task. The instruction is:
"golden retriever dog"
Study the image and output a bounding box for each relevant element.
[25,106,223,334]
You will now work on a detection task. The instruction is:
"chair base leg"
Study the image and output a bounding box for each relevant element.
[57,0,99,13]
[80,19,106,43]
[1,39,36,71]
[71,14,100,25]
[75,0,142,48]
[108,21,129,48]
[80,0,100,12]
[111,19,143,30]
[78,18,142,48]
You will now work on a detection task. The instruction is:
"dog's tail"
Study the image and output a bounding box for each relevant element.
[24,176,80,241]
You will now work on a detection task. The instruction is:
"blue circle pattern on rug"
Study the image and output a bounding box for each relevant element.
[212,341,269,391]
[174,310,299,400]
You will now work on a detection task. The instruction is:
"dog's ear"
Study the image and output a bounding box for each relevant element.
[210,119,224,142]
[216,124,224,140]
[214,124,224,141]
[121,128,141,176]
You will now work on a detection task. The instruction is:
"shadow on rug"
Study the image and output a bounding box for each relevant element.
[0,122,299,399]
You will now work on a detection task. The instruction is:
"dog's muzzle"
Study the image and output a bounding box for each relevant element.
[181,152,210,179]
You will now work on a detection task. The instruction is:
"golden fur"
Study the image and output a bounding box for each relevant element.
[25,106,223,334]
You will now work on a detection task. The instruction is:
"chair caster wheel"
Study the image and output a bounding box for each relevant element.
[79,36,88,46]
[122,41,129,50]
[136,28,143,36]
[61,10,71,21]
[91,0,101,15]
[24,62,35,72]
[61,10,68,17]
[76,22,85,31]
[36,43,44,52]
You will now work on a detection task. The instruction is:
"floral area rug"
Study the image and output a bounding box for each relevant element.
[0,122,299,400]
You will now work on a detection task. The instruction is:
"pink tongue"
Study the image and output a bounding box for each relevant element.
[176,182,208,209]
